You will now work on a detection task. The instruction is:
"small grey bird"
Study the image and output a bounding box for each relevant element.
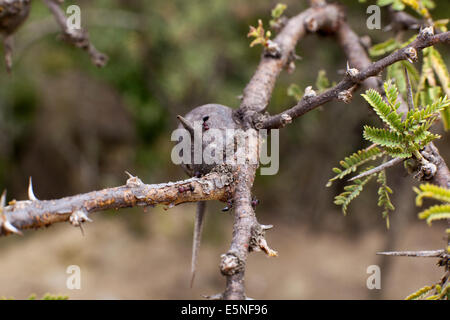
[176,104,238,287]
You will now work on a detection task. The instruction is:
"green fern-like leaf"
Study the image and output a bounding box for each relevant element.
[429,47,450,97]
[369,38,400,57]
[418,204,450,225]
[428,47,450,131]
[386,61,419,105]
[414,183,450,206]
[330,77,448,229]
[362,89,404,133]
[407,283,449,301]
[377,169,395,228]
[417,48,436,93]
[383,146,412,158]
[441,104,450,131]
[417,47,450,131]
[412,126,440,146]
[363,126,405,148]
[377,0,405,11]
[334,173,375,215]
[405,285,434,300]
[406,96,449,129]
[327,147,383,186]
[384,80,399,107]
[41,293,69,300]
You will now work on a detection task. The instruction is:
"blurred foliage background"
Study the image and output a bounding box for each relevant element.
[0,0,449,299]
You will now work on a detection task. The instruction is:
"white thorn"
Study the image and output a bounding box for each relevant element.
[346,61,360,78]
[28,177,38,201]
[125,171,144,187]
[3,220,23,236]
[280,113,292,125]
[0,190,6,209]
[265,40,281,57]
[125,171,134,179]
[304,86,317,98]
[420,26,434,38]
[338,90,353,104]
[404,47,418,64]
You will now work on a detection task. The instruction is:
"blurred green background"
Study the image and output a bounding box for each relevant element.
[0,0,449,299]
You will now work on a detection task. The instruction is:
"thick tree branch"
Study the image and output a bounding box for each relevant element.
[0,171,234,236]
[422,143,450,189]
[421,143,450,249]
[336,21,381,91]
[221,163,257,300]
[222,4,343,299]
[233,4,343,128]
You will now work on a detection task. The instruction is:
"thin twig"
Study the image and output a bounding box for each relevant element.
[377,249,445,257]
[42,0,108,67]
[260,30,450,129]
[348,157,404,182]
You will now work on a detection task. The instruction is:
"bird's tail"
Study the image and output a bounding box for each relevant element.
[191,201,206,288]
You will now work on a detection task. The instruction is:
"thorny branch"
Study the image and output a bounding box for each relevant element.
[42,0,107,67]
[259,29,450,129]
[0,0,107,71]
[226,3,450,299]
[0,171,234,236]
[232,4,343,128]
[224,3,343,300]
[334,13,450,288]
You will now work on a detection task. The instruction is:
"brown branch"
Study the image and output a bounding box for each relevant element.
[259,30,450,129]
[42,0,108,67]
[221,163,257,300]
[422,143,450,189]
[336,21,381,91]
[386,7,424,31]
[0,171,234,237]
[421,143,450,249]
[233,4,343,127]
[222,3,343,299]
